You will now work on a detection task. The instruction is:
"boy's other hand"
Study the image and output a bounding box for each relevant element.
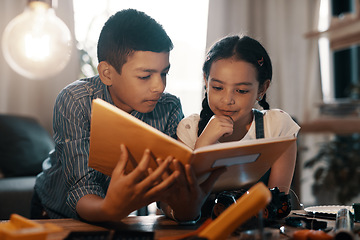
[159,159,226,222]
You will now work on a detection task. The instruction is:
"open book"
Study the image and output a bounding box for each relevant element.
[88,99,296,192]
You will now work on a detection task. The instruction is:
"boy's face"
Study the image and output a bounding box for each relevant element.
[102,51,170,113]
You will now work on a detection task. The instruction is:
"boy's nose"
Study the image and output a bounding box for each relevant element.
[150,75,165,93]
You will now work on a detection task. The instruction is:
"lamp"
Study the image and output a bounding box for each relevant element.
[1,0,72,80]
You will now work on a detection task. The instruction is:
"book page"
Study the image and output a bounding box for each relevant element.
[212,153,260,167]
[194,135,296,153]
[191,136,296,192]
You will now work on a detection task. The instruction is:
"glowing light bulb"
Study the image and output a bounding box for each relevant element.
[2,1,72,80]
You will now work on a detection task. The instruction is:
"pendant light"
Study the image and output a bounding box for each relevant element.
[2,0,72,80]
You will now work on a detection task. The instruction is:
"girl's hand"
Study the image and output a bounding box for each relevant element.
[77,144,179,222]
[158,159,226,222]
[195,115,233,149]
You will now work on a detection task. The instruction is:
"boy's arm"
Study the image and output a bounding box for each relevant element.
[53,90,109,218]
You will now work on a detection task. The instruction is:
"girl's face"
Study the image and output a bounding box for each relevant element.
[205,58,265,124]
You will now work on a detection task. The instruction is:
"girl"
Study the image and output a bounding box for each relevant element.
[177,35,300,194]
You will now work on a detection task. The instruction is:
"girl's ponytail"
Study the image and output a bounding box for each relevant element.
[258,94,270,110]
[198,92,214,136]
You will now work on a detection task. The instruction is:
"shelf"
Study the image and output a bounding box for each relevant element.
[305,2,360,51]
[300,117,360,134]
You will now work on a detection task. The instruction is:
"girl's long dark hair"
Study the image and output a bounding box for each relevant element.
[198,35,272,136]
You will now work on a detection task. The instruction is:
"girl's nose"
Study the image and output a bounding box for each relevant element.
[222,92,235,105]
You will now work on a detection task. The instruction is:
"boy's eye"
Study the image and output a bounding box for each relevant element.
[161,72,169,77]
[139,75,151,80]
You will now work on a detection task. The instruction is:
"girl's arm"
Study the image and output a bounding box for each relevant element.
[195,115,233,149]
[267,141,297,194]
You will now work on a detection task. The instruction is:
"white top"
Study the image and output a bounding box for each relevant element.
[177,109,301,150]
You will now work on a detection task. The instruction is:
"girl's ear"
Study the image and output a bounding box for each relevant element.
[258,79,271,97]
[98,61,113,86]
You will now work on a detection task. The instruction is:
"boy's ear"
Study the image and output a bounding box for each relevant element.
[98,61,113,86]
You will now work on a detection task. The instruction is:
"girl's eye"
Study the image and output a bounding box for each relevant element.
[236,89,249,94]
[212,86,222,91]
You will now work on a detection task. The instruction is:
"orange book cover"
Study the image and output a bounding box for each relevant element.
[88,99,296,191]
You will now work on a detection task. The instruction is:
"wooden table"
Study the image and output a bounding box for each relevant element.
[15,211,359,239]
[36,215,199,240]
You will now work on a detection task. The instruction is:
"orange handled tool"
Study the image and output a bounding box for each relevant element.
[197,182,271,240]
[159,182,272,240]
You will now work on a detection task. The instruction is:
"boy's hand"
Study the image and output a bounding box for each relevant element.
[103,144,180,221]
[195,115,233,149]
[77,144,179,222]
[159,159,226,222]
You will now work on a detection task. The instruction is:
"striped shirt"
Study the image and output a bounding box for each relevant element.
[34,75,184,219]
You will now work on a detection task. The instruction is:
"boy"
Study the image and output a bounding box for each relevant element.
[32,9,184,222]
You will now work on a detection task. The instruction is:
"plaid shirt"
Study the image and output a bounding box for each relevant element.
[34,75,184,219]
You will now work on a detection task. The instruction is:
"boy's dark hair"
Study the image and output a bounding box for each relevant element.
[97,9,173,74]
[198,35,272,136]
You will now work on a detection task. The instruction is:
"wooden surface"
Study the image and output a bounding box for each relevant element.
[21,211,358,240]
[35,218,109,240]
[1,210,357,239]
[35,215,198,240]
